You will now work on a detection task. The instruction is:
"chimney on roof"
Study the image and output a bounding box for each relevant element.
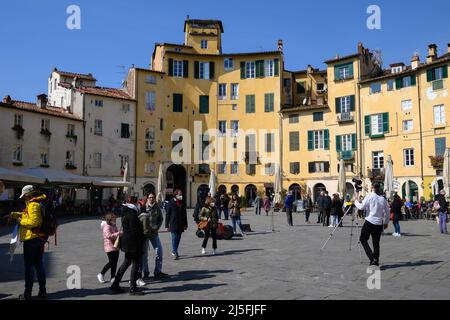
[411,55,420,70]
[278,39,283,52]
[307,65,313,74]
[448,43,450,54]
[427,44,438,63]
[358,42,364,54]
[3,95,12,104]
[37,94,48,109]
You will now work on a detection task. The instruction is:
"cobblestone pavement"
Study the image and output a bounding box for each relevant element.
[1,209,449,300]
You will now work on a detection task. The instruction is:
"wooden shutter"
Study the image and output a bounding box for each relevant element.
[307,131,313,151]
[324,162,330,173]
[410,74,417,86]
[334,66,340,80]
[348,63,354,78]
[274,58,279,76]
[335,97,341,113]
[336,135,342,152]
[194,61,199,79]
[200,96,209,114]
[183,60,189,78]
[308,162,315,173]
[382,113,389,133]
[324,129,330,150]
[364,115,371,136]
[240,61,246,79]
[395,77,403,90]
[352,134,357,150]
[209,62,215,79]
[350,95,356,112]
[168,58,173,76]
[264,94,269,112]
[427,69,434,82]
[255,60,264,78]
[173,94,183,112]
[443,65,448,79]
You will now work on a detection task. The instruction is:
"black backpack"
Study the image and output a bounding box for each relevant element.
[38,201,58,244]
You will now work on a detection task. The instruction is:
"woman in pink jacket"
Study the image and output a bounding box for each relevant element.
[98,213,121,283]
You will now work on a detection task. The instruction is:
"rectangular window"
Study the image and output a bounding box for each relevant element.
[402,100,412,112]
[231,84,239,100]
[232,104,237,111]
[404,149,415,167]
[122,103,130,112]
[335,63,353,80]
[372,151,384,169]
[145,127,155,151]
[341,134,352,151]
[67,124,75,136]
[93,153,102,168]
[434,105,445,125]
[145,75,156,84]
[435,137,446,156]
[199,62,210,80]
[266,133,274,153]
[173,93,183,113]
[201,40,208,49]
[264,93,274,112]
[290,162,300,175]
[289,114,299,124]
[199,95,209,114]
[245,61,256,79]
[246,164,256,175]
[173,60,184,78]
[218,84,227,100]
[265,163,275,176]
[41,119,50,131]
[230,121,239,137]
[340,96,351,113]
[66,150,75,166]
[246,95,255,113]
[14,114,23,127]
[297,82,306,94]
[427,66,448,82]
[199,164,210,174]
[218,121,227,137]
[387,79,395,91]
[218,163,227,174]
[230,162,238,174]
[95,99,103,107]
[403,76,412,88]
[94,120,103,136]
[289,132,300,151]
[317,83,325,92]
[224,58,234,70]
[40,152,49,166]
[313,112,324,122]
[13,145,22,162]
[370,82,382,94]
[308,162,329,173]
[121,123,130,139]
[264,60,274,77]
[403,120,413,132]
[145,91,156,112]
[144,163,155,174]
[313,130,324,150]
[371,114,384,135]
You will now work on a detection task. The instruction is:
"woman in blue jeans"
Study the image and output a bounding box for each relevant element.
[390,194,403,237]
[165,190,188,259]
[228,194,245,236]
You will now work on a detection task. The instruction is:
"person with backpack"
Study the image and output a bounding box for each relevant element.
[303,195,313,224]
[9,185,47,300]
[228,194,245,236]
[323,191,332,227]
[98,213,121,283]
[435,190,448,234]
[254,194,263,216]
[199,196,219,255]
[284,191,295,226]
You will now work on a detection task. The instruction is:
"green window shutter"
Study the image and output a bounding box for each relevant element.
[443,65,448,79]
[350,95,356,112]
[209,62,215,79]
[364,115,371,136]
[324,162,330,173]
[395,78,403,90]
[194,61,199,79]
[335,98,341,114]
[274,58,279,76]
[264,94,269,112]
[307,131,313,151]
[168,58,173,76]
[255,60,264,78]
[199,96,209,114]
[246,95,255,113]
[352,134,357,150]
[336,135,342,152]
[240,61,246,79]
[334,67,340,80]
[348,63,354,78]
[410,74,417,86]
[426,69,434,82]
[270,94,274,112]
[183,60,189,78]
[324,129,330,150]
[252,95,255,113]
[382,113,389,133]
[173,94,183,112]
[308,162,315,173]
[297,82,305,94]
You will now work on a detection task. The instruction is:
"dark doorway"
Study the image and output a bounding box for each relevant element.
[289,184,302,202]
[218,185,227,195]
[245,184,257,207]
[231,185,239,195]
[166,165,187,203]
[143,183,155,196]
[313,183,326,203]
[197,184,210,200]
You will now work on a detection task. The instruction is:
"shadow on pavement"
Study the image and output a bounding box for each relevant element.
[381,260,443,271]
[50,287,113,300]
[146,282,227,294]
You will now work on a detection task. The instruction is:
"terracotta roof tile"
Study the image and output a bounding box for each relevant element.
[54,69,96,81]
[58,83,134,101]
[0,100,82,121]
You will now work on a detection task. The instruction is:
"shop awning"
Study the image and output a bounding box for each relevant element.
[22,168,93,185]
[92,179,131,188]
[0,167,46,184]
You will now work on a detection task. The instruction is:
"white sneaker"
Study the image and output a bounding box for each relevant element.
[392,233,398,237]
[397,233,401,237]
[202,248,206,255]
[329,225,334,228]
[212,250,217,255]
[136,279,146,287]
[97,273,106,284]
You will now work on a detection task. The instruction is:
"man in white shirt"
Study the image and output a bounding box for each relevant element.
[0,181,9,201]
[353,183,390,266]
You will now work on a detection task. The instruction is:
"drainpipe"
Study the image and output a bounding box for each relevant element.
[134,69,138,191]
[357,60,364,180]
[82,93,86,176]
[417,71,425,195]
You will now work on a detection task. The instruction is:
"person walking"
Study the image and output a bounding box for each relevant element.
[353,183,390,266]
[330,194,343,228]
[316,191,325,224]
[263,195,271,216]
[218,194,230,220]
[254,194,263,216]
[435,190,448,234]
[390,194,403,237]
[228,194,245,236]
[285,191,295,226]
[98,213,120,284]
[200,197,219,255]
[9,185,47,300]
[165,190,188,259]
[193,191,206,224]
[0,180,8,200]
[303,195,313,224]
[322,191,332,227]
[110,203,145,295]
[139,192,167,280]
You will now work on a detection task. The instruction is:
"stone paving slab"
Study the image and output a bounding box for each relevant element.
[0,210,449,300]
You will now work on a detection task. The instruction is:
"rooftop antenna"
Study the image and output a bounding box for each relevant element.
[116,65,127,87]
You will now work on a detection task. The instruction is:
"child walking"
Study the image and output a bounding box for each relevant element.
[98,213,121,283]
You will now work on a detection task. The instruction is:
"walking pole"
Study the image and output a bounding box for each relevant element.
[349,207,355,251]
[320,205,353,251]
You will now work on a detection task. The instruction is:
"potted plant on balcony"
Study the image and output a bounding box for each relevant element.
[12,125,25,139]
[65,163,77,170]
[429,155,444,168]
[40,128,52,139]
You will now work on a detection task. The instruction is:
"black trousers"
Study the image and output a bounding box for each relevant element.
[323,209,331,226]
[305,210,311,222]
[360,221,383,262]
[112,252,141,289]
[23,237,46,296]
[286,208,293,226]
[101,251,120,278]
[317,210,324,223]
[202,228,217,250]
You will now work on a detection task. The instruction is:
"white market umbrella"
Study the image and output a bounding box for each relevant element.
[22,168,92,185]
[337,159,346,198]
[405,180,411,202]
[208,169,217,197]
[384,155,394,199]
[443,148,450,197]
[122,162,129,194]
[156,163,166,203]
[0,167,45,184]
[273,164,282,205]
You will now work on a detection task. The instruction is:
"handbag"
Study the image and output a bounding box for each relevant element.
[198,220,209,231]
[390,212,394,221]
[113,235,121,249]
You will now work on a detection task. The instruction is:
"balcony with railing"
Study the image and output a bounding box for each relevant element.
[337,112,354,123]
[367,168,385,179]
[338,150,355,161]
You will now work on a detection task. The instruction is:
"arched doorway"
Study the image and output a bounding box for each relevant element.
[432,178,444,197]
[313,183,326,203]
[402,180,419,202]
[231,185,239,195]
[245,184,257,206]
[345,182,355,197]
[166,165,187,202]
[218,185,227,195]
[289,184,302,202]
[143,183,155,196]
[197,184,210,201]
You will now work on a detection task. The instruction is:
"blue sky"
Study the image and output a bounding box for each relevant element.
[0,0,449,102]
